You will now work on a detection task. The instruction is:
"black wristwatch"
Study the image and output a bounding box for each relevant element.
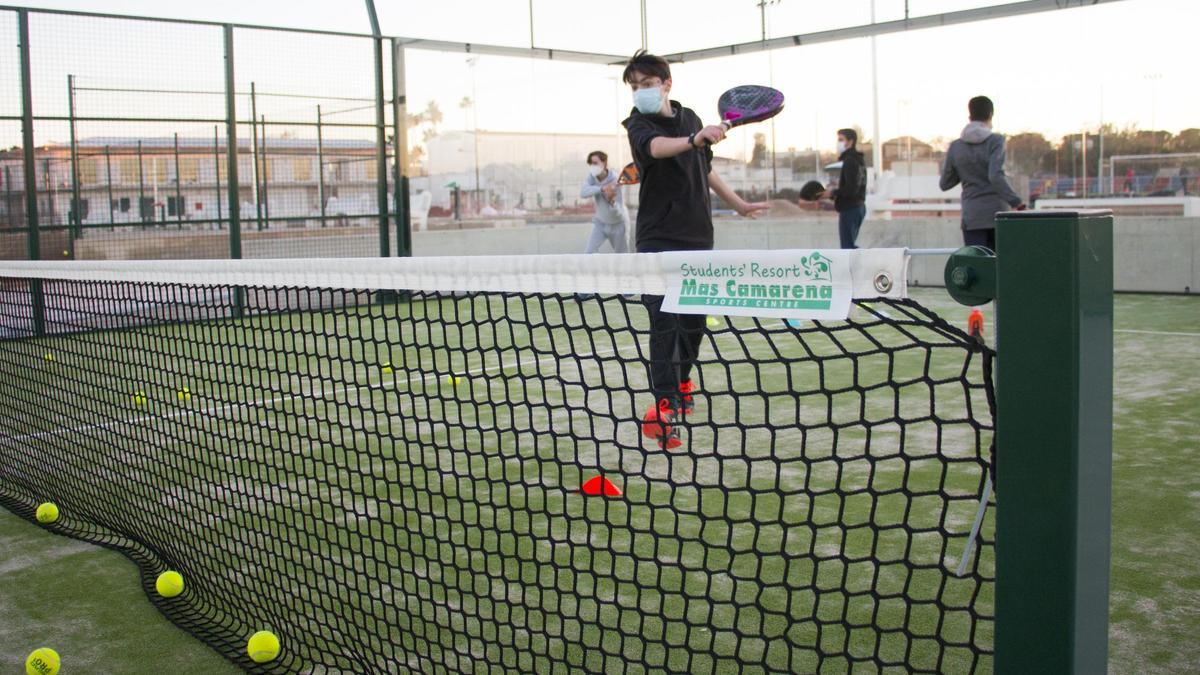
[687,131,697,148]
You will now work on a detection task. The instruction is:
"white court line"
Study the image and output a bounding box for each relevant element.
[1114,329,1200,337]
[0,342,624,447]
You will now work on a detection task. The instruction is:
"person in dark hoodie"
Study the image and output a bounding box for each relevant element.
[940,96,1025,250]
[826,128,867,249]
[621,50,769,449]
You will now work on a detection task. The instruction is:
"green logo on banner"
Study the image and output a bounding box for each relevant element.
[800,252,832,282]
[676,252,836,311]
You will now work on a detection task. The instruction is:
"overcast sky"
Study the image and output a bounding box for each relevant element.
[8,0,1196,157]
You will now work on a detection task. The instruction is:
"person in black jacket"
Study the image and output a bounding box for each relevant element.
[826,128,867,249]
[621,50,769,449]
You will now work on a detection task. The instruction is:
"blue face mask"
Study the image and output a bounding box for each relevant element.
[633,87,663,115]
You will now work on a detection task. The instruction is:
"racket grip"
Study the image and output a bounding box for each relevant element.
[701,121,733,146]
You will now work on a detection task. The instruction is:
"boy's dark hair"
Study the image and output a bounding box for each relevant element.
[837,128,857,146]
[968,96,994,121]
[586,150,608,165]
[622,50,671,85]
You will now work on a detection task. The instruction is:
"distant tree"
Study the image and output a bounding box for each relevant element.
[423,101,443,129]
[402,100,446,177]
[1168,128,1200,153]
[751,133,768,168]
[1005,132,1053,176]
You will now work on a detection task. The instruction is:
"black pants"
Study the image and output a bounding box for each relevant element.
[838,203,867,249]
[643,295,706,405]
[963,227,996,251]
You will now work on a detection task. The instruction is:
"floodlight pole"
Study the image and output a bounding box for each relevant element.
[869,0,883,189]
[639,0,648,50]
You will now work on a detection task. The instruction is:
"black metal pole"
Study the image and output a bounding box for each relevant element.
[214,125,222,228]
[173,132,183,228]
[137,139,146,225]
[223,24,243,317]
[18,10,44,334]
[67,73,82,243]
[391,39,409,257]
[105,145,114,227]
[260,113,269,227]
[250,81,262,232]
[3,166,12,231]
[317,105,326,228]
[372,35,389,256]
[43,158,54,226]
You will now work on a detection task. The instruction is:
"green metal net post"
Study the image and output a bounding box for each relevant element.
[994,210,1114,673]
[945,209,1113,672]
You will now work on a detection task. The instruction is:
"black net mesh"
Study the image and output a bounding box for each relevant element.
[0,271,995,673]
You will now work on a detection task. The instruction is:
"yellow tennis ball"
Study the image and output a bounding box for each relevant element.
[176,387,191,401]
[381,362,393,375]
[35,503,59,524]
[156,570,184,598]
[134,390,147,406]
[446,375,461,385]
[43,353,53,363]
[706,316,721,327]
[25,647,59,675]
[247,630,280,664]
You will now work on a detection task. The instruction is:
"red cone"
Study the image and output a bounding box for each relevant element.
[968,308,985,339]
[579,475,622,497]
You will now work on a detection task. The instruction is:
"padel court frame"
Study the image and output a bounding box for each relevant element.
[6,0,1119,667]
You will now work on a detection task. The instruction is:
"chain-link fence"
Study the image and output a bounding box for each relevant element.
[0,7,408,261]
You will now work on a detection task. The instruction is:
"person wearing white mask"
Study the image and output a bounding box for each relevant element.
[823,128,867,249]
[579,150,629,254]
[620,49,769,450]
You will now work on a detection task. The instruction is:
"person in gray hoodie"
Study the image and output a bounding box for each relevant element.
[579,150,630,253]
[940,96,1025,250]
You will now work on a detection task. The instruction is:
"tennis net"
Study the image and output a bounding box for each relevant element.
[0,251,995,673]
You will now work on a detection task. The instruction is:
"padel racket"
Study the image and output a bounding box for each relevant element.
[618,162,640,185]
[717,85,785,131]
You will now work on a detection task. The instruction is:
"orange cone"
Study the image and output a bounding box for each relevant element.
[968,308,985,339]
[579,475,622,497]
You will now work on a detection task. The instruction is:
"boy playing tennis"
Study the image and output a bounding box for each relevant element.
[621,50,769,448]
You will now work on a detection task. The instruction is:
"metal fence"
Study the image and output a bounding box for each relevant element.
[0,5,410,261]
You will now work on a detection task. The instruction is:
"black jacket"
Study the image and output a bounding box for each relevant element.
[622,102,714,252]
[832,148,867,212]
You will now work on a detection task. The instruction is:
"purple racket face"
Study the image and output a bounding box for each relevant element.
[718,85,785,128]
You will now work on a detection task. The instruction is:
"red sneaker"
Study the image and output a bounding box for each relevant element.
[679,379,697,414]
[641,399,682,449]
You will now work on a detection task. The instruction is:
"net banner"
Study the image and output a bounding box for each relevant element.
[0,248,911,303]
[662,249,856,320]
[662,248,906,320]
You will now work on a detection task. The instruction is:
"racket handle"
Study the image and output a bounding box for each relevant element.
[700,121,733,146]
